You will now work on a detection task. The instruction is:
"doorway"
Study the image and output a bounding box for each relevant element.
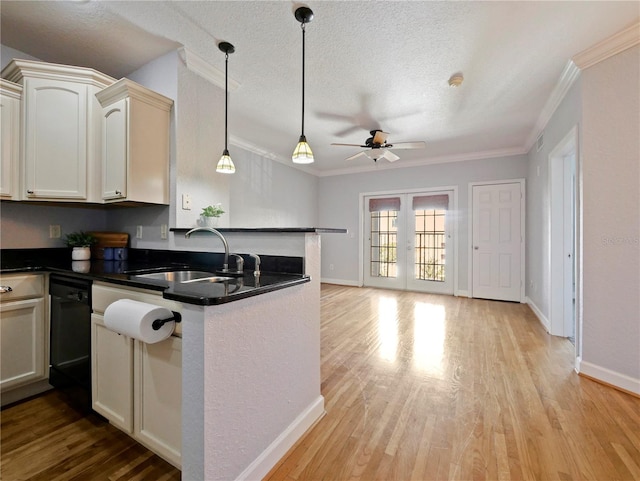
[549,127,579,342]
[362,189,456,294]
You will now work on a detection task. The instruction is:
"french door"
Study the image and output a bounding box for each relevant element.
[364,191,454,294]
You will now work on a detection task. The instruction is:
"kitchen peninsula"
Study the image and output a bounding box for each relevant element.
[1,228,344,480]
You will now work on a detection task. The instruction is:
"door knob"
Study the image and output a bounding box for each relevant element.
[474,246,479,250]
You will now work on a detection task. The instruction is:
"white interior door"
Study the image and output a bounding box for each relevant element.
[563,155,576,339]
[472,182,523,302]
[364,191,454,294]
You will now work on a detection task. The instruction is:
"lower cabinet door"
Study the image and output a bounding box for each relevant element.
[0,298,45,391]
[134,335,182,468]
[91,314,133,433]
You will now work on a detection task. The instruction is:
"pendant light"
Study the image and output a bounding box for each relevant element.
[292,6,314,164]
[216,41,236,174]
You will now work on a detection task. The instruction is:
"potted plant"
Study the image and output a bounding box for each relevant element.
[64,231,97,260]
[200,204,225,227]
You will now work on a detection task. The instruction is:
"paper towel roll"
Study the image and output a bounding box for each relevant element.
[104,299,175,343]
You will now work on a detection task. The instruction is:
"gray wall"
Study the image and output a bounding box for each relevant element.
[580,45,639,383]
[318,155,528,290]
[526,77,582,317]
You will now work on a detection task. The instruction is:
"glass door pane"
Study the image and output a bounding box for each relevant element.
[364,195,405,290]
[407,192,453,294]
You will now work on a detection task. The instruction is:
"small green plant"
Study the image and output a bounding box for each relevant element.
[64,231,97,247]
[201,204,225,218]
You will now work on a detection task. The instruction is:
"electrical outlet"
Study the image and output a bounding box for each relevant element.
[161,224,168,240]
[49,225,61,238]
[330,264,334,271]
[182,194,192,210]
[136,225,143,239]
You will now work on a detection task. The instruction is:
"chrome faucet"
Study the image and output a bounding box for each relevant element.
[249,253,261,276]
[185,227,230,273]
[229,254,244,274]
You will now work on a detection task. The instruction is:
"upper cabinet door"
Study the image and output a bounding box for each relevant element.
[0,80,22,199]
[97,78,172,205]
[23,78,88,200]
[102,99,128,201]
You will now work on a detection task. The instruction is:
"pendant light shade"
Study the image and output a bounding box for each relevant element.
[216,41,236,174]
[292,7,314,164]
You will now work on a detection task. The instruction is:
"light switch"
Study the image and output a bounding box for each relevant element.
[161,224,168,240]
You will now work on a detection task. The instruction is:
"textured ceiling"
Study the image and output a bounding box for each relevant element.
[1,1,638,175]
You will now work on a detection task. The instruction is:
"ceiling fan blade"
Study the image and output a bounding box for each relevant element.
[388,141,426,150]
[372,130,390,145]
[333,125,363,137]
[383,150,400,162]
[345,151,367,161]
[332,142,367,147]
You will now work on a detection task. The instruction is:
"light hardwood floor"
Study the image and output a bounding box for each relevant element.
[265,284,640,481]
[2,284,639,480]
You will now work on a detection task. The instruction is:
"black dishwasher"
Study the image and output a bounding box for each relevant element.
[49,274,92,409]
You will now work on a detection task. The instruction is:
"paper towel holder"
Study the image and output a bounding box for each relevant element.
[152,311,182,331]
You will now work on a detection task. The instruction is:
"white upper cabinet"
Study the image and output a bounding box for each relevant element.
[96,79,173,205]
[2,59,114,202]
[0,79,22,199]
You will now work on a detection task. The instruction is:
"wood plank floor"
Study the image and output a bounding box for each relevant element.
[2,284,639,480]
[1,390,180,480]
[265,284,640,481]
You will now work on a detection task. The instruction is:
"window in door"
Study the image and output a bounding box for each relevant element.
[369,197,400,279]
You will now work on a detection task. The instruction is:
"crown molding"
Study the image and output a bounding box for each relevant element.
[2,58,115,88]
[0,78,23,99]
[96,78,174,110]
[178,47,240,92]
[317,147,528,177]
[572,21,640,70]
[524,60,581,152]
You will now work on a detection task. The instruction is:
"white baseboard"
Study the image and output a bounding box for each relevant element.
[236,395,325,481]
[456,290,469,297]
[526,297,550,333]
[320,278,359,286]
[577,360,640,396]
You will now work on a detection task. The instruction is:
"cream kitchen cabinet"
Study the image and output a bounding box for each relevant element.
[1,59,114,202]
[0,79,22,199]
[91,282,182,468]
[96,79,172,204]
[0,274,49,404]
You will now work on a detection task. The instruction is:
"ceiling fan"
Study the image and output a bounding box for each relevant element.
[331,130,426,163]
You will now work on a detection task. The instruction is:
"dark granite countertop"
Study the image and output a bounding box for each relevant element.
[0,248,309,306]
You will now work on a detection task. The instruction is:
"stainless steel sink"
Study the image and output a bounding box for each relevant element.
[132,270,232,283]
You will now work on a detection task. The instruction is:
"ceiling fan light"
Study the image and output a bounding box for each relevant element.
[216,149,236,174]
[292,135,314,164]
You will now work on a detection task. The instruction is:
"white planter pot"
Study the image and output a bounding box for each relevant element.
[71,246,91,260]
[201,216,219,228]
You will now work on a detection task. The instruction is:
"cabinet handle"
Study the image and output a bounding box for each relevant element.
[115,190,122,196]
[0,286,13,294]
[27,190,34,195]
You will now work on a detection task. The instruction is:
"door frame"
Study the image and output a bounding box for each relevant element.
[358,186,459,294]
[548,126,582,362]
[468,179,526,302]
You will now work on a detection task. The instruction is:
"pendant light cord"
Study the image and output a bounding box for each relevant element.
[224,51,229,152]
[301,22,306,137]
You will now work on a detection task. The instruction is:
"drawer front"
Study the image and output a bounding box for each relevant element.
[0,274,44,302]
[92,282,182,336]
